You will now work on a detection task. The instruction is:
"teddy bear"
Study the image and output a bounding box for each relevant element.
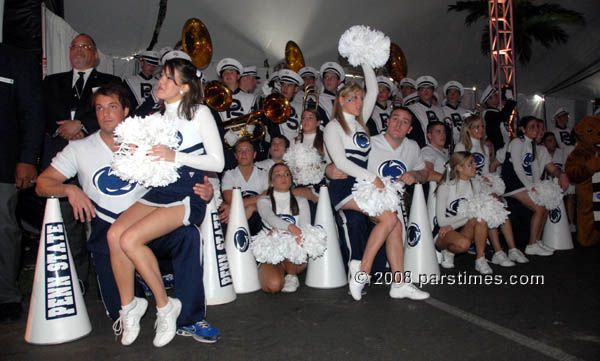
[565,116,600,246]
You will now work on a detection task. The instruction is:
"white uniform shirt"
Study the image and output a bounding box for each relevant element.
[442,103,468,145]
[218,88,257,122]
[278,95,302,143]
[125,73,158,107]
[369,101,393,134]
[257,192,311,230]
[367,134,425,180]
[550,126,575,149]
[319,89,337,122]
[408,100,445,144]
[454,137,491,176]
[221,165,269,198]
[51,131,148,223]
[436,178,482,230]
[421,144,449,174]
[505,137,552,188]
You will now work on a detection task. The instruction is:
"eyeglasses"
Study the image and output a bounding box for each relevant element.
[69,44,95,51]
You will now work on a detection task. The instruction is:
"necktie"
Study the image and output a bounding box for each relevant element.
[74,72,85,98]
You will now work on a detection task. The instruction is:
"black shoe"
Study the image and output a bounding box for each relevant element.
[0,302,22,322]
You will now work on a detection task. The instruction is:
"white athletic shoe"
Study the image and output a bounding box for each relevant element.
[569,223,577,233]
[113,297,148,346]
[348,260,366,301]
[153,297,182,347]
[508,248,529,263]
[475,257,493,275]
[281,275,300,293]
[389,283,430,300]
[491,251,516,267]
[441,250,455,269]
[537,240,555,252]
[525,242,553,256]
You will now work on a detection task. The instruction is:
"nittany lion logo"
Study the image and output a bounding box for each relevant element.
[522,153,533,176]
[233,227,249,252]
[278,214,297,224]
[175,130,183,148]
[549,208,561,224]
[407,223,421,247]
[596,193,600,200]
[446,198,465,217]
[378,160,407,179]
[93,167,136,196]
[242,190,258,198]
[473,152,485,174]
[353,132,370,149]
[432,216,440,237]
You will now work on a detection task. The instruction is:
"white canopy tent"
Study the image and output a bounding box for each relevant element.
[43,0,600,122]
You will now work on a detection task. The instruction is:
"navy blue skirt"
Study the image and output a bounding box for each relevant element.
[328,176,356,211]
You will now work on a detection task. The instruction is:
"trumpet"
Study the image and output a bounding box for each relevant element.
[303,84,320,111]
[222,93,291,148]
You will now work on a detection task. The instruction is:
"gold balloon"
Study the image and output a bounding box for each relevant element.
[285,41,305,72]
[182,18,212,69]
[386,43,408,83]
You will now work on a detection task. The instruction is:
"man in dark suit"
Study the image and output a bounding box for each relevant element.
[0,43,44,321]
[41,34,122,290]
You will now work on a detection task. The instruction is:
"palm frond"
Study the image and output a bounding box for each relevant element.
[448,0,488,26]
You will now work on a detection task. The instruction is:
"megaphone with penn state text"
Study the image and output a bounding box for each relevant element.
[201,198,237,305]
[25,198,91,344]
[224,188,261,293]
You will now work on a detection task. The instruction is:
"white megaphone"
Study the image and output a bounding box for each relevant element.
[404,184,440,282]
[542,199,573,250]
[224,188,261,293]
[426,181,443,264]
[305,186,348,288]
[201,198,236,305]
[25,198,92,344]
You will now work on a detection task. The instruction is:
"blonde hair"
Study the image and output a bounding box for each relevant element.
[459,115,485,151]
[440,151,473,184]
[331,82,370,136]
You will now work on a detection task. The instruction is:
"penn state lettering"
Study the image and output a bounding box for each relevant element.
[44,222,77,320]
[211,212,232,286]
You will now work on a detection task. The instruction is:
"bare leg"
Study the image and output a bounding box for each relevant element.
[510,191,546,244]
[281,260,307,276]
[461,219,488,259]
[436,231,471,254]
[384,220,404,282]
[258,263,285,293]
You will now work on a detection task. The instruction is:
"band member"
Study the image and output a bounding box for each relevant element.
[124,50,160,114]
[481,84,516,152]
[318,61,345,125]
[407,75,444,146]
[296,66,319,101]
[274,69,304,142]
[240,66,260,94]
[399,77,417,98]
[441,81,468,146]
[550,107,576,149]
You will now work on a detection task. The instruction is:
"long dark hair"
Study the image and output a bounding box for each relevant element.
[266,163,299,216]
[160,58,202,121]
[297,109,325,156]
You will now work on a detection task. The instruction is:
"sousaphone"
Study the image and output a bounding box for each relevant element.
[285,41,305,72]
[182,18,212,69]
[386,43,408,83]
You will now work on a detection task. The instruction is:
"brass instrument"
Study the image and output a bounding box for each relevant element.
[386,43,408,83]
[285,41,305,72]
[202,80,232,112]
[222,93,291,148]
[303,84,320,111]
[181,18,212,69]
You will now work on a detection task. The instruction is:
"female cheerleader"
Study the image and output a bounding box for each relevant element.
[501,116,569,256]
[257,163,311,293]
[436,152,492,274]
[323,63,428,301]
[454,116,528,267]
[107,57,224,347]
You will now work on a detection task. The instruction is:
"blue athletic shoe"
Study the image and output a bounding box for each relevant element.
[162,274,175,290]
[176,320,220,343]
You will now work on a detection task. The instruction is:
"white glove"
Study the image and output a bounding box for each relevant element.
[245,124,256,134]
[262,82,272,96]
[224,130,239,147]
[505,89,514,100]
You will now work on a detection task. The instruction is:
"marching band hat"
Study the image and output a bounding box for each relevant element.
[319,62,345,82]
[480,84,496,104]
[161,50,192,64]
[399,77,416,89]
[278,69,304,87]
[138,50,160,66]
[443,81,464,96]
[403,92,420,106]
[216,58,243,76]
[376,76,394,92]
[241,66,260,79]
[553,107,569,119]
[416,75,438,90]
[299,66,318,79]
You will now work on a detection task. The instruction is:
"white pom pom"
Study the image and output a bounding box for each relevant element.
[352,177,404,216]
[277,231,307,265]
[338,25,390,68]
[299,225,327,260]
[111,114,181,188]
[457,193,510,229]
[528,180,562,210]
[477,174,506,195]
[283,145,325,185]
[250,230,286,265]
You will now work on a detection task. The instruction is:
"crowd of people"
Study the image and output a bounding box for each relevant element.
[0,32,584,348]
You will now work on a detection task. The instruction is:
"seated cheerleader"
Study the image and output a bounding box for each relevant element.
[436,152,492,274]
[323,62,428,301]
[454,116,528,267]
[501,116,569,256]
[106,57,224,347]
[256,163,311,293]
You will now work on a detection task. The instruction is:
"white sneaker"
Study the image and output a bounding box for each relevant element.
[525,242,553,256]
[153,297,182,347]
[348,260,367,301]
[569,223,576,233]
[475,257,493,274]
[441,250,455,269]
[508,248,529,263]
[537,240,555,252]
[112,297,148,346]
[491,251,515,267]
[281,275,300,293]
[389,283,430,300]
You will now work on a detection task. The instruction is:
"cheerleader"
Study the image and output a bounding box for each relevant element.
[454,116,528,267]
[257,163,311,293]
[106,57,224,347]
[501,116,570,256]
[436,152,492,274]
[323,63,428,301]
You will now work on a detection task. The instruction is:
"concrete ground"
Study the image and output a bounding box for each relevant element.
[2,241,599,361]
